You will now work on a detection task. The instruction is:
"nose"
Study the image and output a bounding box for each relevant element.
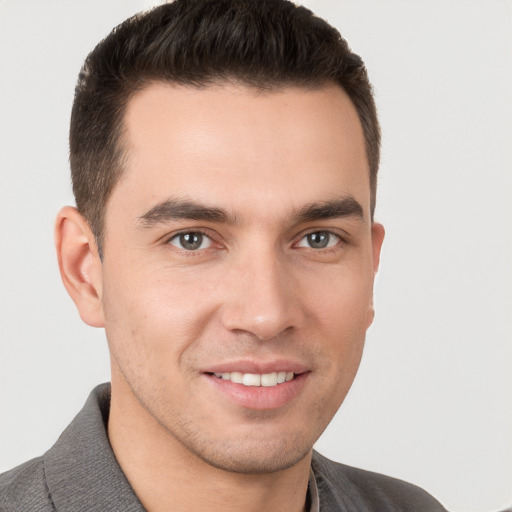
[219,248,303,341]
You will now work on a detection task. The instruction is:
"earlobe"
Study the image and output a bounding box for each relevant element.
[55,206,105,327]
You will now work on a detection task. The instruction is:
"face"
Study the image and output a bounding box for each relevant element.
[98,82,383,473]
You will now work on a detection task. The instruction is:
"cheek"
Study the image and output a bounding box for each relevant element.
[101,265,220,372]
[305,265,373,380]
[308,265,374,330]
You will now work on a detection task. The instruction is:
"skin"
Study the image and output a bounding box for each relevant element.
[55,82,384,512]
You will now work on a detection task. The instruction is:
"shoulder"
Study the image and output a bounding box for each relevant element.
[312,451,448,511]
[0,457,55,511]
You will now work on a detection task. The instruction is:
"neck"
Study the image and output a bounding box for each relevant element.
[108,377,312,512]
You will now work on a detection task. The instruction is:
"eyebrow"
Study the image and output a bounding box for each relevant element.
[294,196,364,223]
[137,198,235,227]
[137,195,364,229]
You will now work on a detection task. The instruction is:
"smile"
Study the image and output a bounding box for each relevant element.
[212,371,295,387]
[205,368,309,410]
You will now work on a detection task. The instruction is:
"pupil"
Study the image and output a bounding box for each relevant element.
[308,232,328,248]
[180,232,202,250]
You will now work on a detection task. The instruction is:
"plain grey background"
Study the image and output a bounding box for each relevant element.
[0,1,510,511]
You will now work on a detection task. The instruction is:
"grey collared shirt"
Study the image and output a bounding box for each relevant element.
[309,466,320,512]
[0,384,447,511]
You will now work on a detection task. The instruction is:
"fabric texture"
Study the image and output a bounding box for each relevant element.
[0,384,447,511]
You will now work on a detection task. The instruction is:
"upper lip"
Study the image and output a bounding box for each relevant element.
[202,359,309,375]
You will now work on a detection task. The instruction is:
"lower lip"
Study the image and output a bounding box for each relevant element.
[204,372,310,410]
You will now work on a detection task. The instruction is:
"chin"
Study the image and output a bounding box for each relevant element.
[180,430,314,474]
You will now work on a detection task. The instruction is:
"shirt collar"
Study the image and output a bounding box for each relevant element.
[44,383,321,511]
[308,465,320,512]
[43,384,145,511]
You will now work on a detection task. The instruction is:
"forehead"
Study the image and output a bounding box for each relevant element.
[113,82,369,222]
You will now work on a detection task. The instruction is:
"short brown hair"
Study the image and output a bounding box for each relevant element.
[70,0,380,256]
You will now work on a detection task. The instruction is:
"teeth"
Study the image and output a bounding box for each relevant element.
[213,371,296,387]
[230,371,243,384]
[243,373,261,386]
[261,372,278,387]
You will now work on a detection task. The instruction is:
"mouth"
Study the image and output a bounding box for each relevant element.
[203,367,309,410]
[209,371,296,387]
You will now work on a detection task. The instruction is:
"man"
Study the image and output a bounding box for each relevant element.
[0,0,447,510]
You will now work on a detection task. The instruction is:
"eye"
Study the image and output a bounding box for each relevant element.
[296,231,340,249]
[168,231,212,251]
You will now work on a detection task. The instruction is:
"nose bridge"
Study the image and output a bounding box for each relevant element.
[220,242,300,340]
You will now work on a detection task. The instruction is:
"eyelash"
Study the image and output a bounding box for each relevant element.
[294,230,343,251]
[165,230,216,254]
[165,229,345,254]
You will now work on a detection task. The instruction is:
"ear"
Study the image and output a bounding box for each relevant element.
[366,222,385,329]
[55,206,105,327]
[371,222,385,274]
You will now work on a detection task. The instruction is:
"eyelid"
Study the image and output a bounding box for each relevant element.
[294,230,342,249]
[293,227,347,245]
[164,228,221,251]
[169,231,211,250]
